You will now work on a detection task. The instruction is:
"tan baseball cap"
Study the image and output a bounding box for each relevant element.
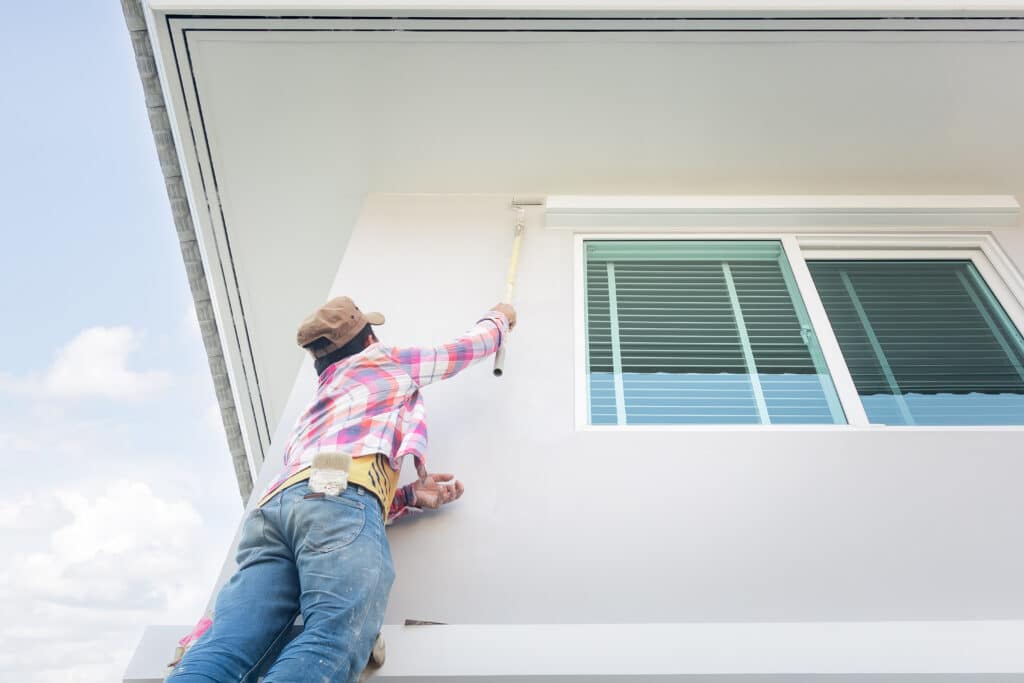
[296,296,385,358]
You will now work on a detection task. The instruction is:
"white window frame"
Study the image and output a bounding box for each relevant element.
[574,232,1024,432]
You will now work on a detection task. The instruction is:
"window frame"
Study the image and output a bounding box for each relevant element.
[574,232,1024,432]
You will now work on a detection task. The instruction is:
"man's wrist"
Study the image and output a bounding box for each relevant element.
[488,310,510,332]
[403,482,419,508]
[477,312,509,346]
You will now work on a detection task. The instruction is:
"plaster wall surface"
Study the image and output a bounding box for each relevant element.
[280,193,1024,626]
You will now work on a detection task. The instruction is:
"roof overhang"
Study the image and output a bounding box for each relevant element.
[129,1,1024,500]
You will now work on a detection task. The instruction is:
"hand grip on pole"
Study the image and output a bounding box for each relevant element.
[493,208,525,377]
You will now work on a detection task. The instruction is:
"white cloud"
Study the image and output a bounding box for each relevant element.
[44,326,171,399]
[0,323,240,682]
[0,491,72,537]
[0,371,33,395]
[18,481,202,608]
[0,428,43,455]
[0,481,224,683]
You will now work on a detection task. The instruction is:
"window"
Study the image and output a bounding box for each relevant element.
[584,240,845,425]
[580,238,1024,428]
[808,260,1024,426]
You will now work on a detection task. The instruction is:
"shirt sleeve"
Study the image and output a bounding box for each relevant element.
[386,483,419,525]
[387,311,509,388]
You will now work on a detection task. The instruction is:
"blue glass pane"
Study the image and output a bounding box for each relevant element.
[621,372,760,425]
[808,260,1024,426]
[584,241,845,426]
[863,393,1024,426]
[760,373,838,425]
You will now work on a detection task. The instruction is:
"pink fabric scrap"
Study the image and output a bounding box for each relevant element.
[179,616,213,649]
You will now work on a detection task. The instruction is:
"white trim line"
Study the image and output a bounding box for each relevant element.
[578,423,1024,432]
[781,236,868,425]
[545,195,1021,230]
[573,234,589,429]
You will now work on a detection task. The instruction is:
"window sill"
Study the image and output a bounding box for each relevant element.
[576,423,1024,433]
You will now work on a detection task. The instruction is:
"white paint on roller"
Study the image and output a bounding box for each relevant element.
[493,207,526,377]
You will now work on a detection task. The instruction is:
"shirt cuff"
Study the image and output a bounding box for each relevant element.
[400,482,419,509]
[477,310,510,345]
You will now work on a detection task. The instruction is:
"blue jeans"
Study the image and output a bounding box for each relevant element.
[168,481,395,682]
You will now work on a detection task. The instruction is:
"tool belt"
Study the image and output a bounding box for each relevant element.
[345,453,399,519]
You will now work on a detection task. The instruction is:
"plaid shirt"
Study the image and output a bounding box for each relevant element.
[260,311,509,521]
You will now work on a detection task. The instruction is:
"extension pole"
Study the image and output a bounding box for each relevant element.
[493,206,526,377]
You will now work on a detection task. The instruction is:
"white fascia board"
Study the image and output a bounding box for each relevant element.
[147,1,1024,15]
[142,1,277,479]
[545,195,1022,230]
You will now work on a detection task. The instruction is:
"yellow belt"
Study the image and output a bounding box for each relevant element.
[258,453,400,521]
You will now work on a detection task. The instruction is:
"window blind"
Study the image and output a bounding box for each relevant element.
[585,241,844,425]
[807,260,1024,426]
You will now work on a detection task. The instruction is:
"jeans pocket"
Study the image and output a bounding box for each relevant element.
[305,496,366,553]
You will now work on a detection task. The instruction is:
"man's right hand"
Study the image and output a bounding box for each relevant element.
[412,473,465,509]
[492,303,517,329]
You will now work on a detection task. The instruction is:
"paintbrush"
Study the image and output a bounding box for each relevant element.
[309,452,351,496]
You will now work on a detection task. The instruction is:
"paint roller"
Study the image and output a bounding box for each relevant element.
[493,201,536,377]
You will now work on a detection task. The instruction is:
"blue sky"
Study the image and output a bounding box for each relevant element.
[0,3,241,680]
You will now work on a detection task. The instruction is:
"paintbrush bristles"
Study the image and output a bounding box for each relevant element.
[309,452,351,495]
[312,452,351,472]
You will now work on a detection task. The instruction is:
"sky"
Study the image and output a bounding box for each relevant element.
[0,3,242,681]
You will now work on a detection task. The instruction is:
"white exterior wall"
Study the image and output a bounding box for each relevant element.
[287,194,1024,626]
